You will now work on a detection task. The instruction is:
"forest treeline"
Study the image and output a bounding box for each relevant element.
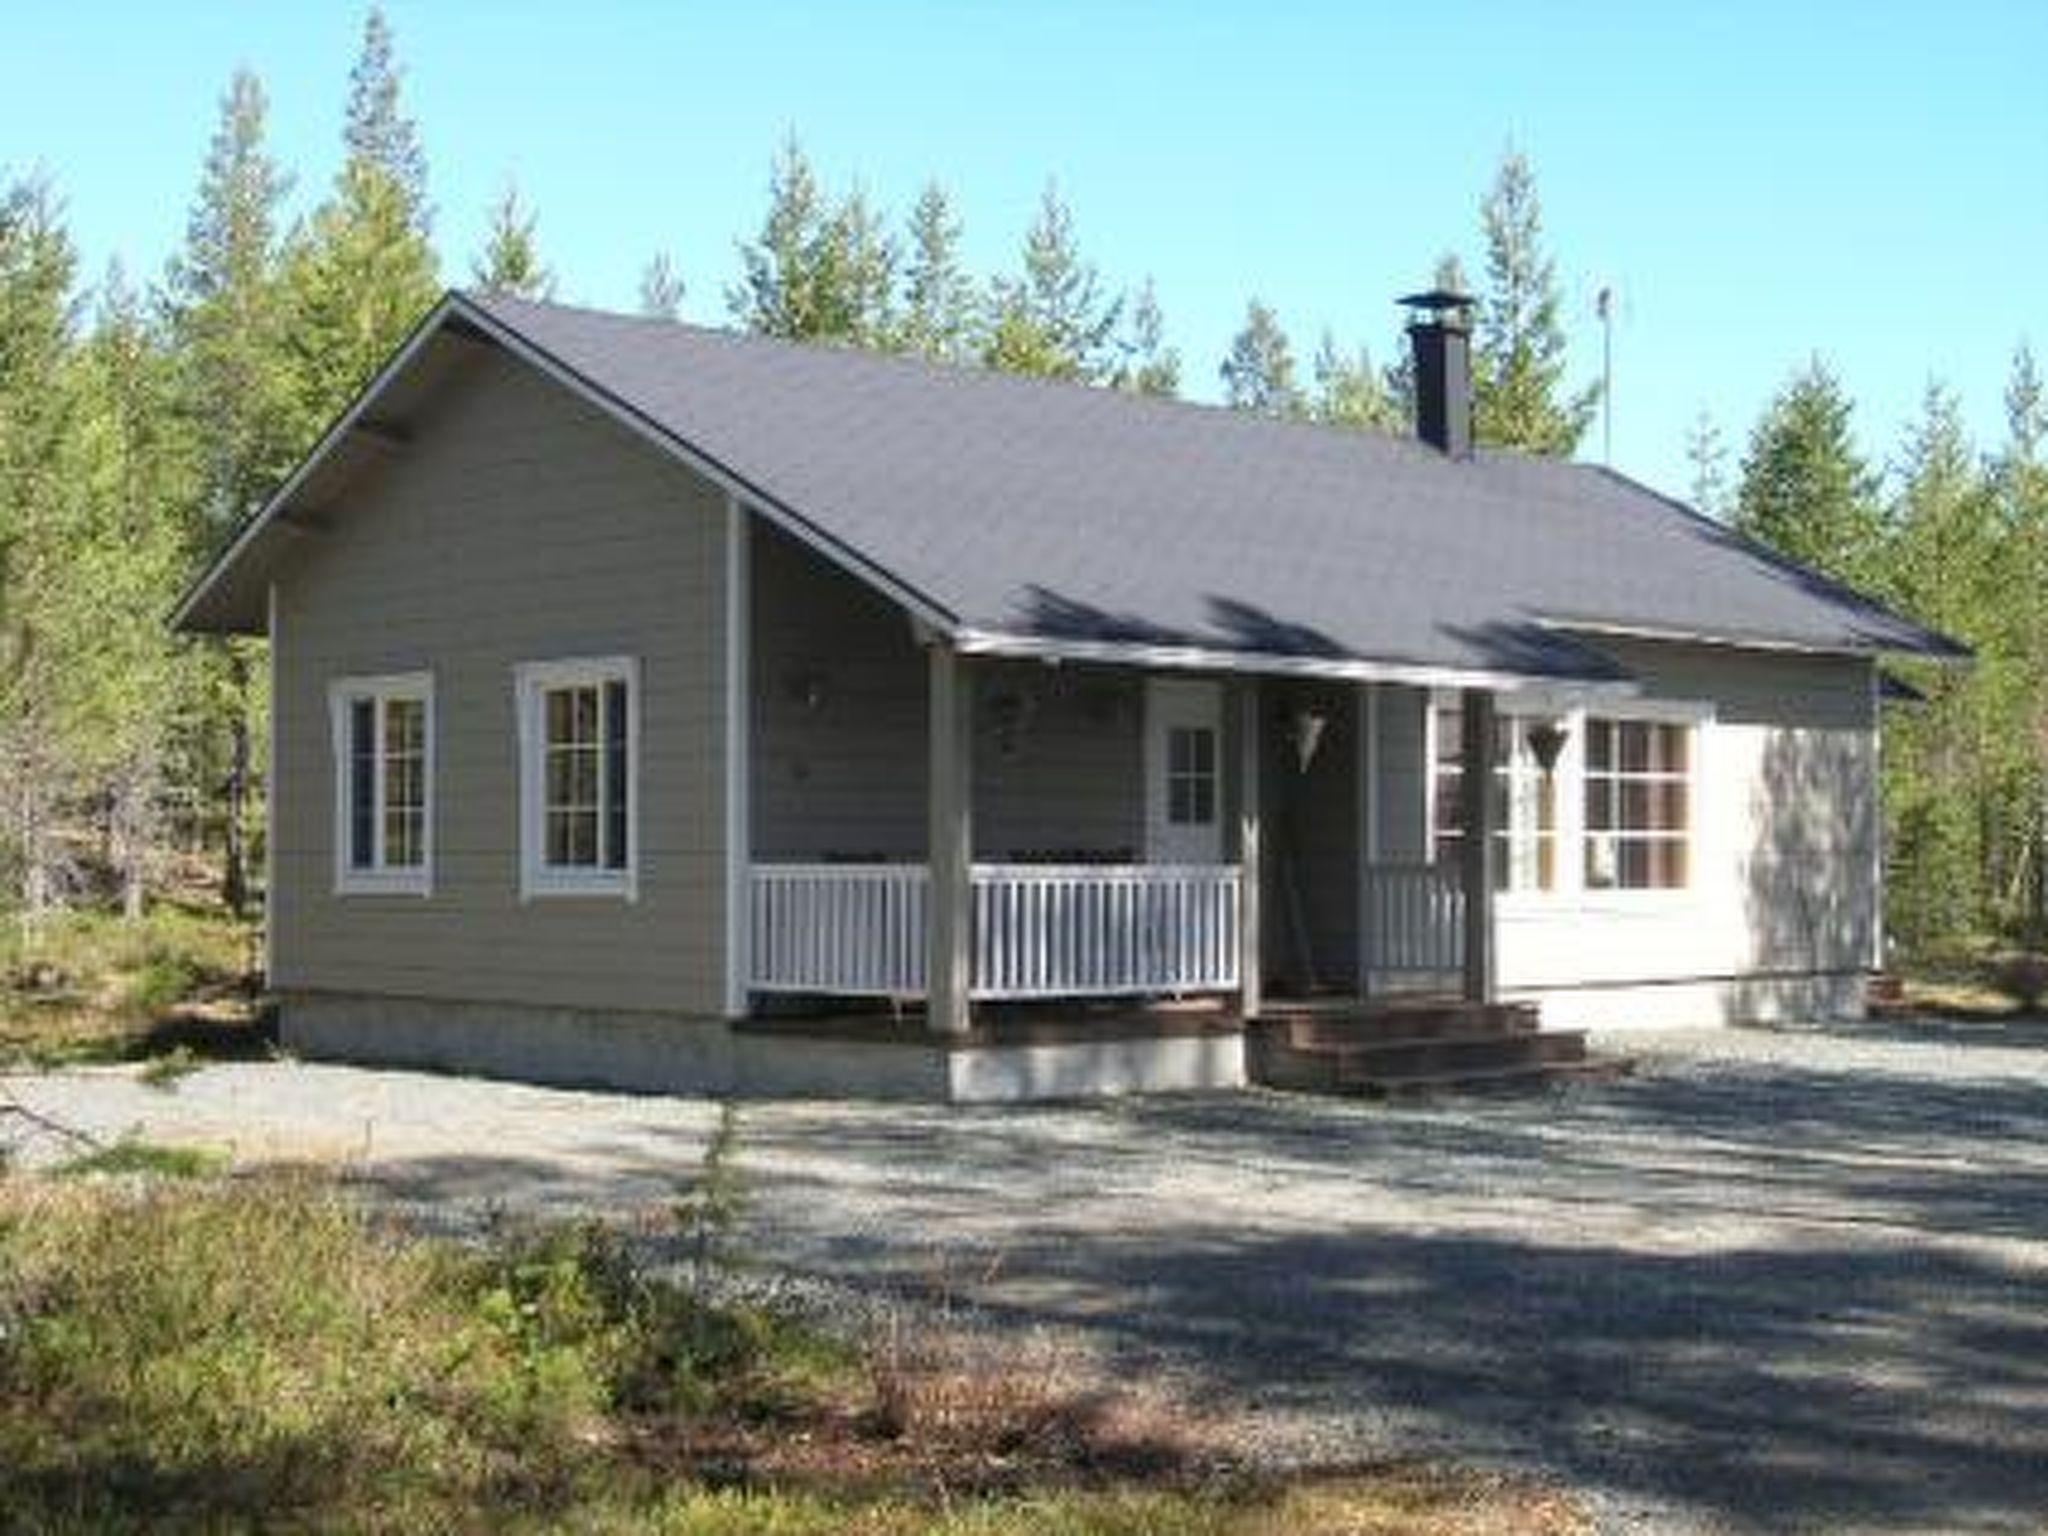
[1,8,2041,959]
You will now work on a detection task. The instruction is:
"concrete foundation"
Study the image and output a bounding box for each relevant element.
[1510,971,1867,1032]
[279,991,1241,1102]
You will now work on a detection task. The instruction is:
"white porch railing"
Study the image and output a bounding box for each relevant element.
[746,862,1241,1001]
[748,864,929,996]
[972,863,1240,999]
[1363,860,1465,975]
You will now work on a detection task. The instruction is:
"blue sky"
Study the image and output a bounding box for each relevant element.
[7,2,2044,500]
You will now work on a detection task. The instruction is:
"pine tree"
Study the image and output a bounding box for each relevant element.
[0,179,81,914]
[282,4,439,427]
[1684,409,1729,518]
[1312,332,1399,431]
[165,67,296,551]
[471,181,552,299]
[65,270,193,917]
[813,187,896,347]
[1471,151,1597,455]
[981,183,1121,382]
[728,139,895,346]
[729,136,827,337]
[1995,343,2048,931]
[638,252,686,320]
[168,69,303,919]
[897,181,972,361]
[1110,278,1179,397]
[1734,360,1881,586]
[1219,300,1303,418]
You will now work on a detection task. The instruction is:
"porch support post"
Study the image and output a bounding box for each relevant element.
[1459,687,1497,1004]
[1236,679,1263,1020]
[926,643,974,1035]
[722,495,752,1019]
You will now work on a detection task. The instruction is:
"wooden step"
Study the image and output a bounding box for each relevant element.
[1264,1004,1539,1049]
[1247,1023,1628,1098]
[1330,1030,1588,1082]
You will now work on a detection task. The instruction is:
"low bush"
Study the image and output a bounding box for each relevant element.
[0,903,262,1068]
[1989,952,2048,1012]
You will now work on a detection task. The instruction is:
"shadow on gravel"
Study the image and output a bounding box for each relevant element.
[347,1052,2048,1532]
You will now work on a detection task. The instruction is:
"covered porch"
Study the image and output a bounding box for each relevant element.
[736,549,1503,1033]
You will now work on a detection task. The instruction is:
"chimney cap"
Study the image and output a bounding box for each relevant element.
[1398,288,1475,320]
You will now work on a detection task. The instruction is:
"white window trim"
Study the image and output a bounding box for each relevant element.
[328,671,435,898]
[515,655,641,901]
[1425,690,1712,905]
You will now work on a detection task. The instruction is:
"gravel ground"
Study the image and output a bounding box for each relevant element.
[5,1018,2047,1535]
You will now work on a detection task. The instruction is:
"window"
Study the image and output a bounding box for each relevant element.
[329,673,434,895]
[517,657,638,898]
[1584,717,1691,890]
[1431,704,1558,892]
[1165,725,1217,826]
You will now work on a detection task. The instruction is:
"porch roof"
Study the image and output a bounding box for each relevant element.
[176,291,1966,686]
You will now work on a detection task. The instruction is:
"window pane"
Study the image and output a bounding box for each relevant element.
[350,699,376,868]
[604,680,629,870]
[1618,722,1649,773]
[1585,720,1612,771]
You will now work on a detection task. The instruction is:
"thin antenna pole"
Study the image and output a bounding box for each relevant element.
[1596,285,1614,465]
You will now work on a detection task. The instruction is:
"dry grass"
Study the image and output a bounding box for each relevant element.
[0,1172,1587,1535]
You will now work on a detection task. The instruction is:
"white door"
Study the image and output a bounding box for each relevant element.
[1145,679,1224,865]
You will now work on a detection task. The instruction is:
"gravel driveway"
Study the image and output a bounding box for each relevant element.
[5,1019,2046,1535]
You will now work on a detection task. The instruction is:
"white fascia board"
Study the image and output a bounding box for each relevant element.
[952,627,1641,698]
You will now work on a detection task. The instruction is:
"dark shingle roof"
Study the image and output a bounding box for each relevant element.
[178,289,1966,681]
[468,293,1960,679]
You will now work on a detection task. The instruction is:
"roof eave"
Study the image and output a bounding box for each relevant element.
[1532,614,1972,665]
[951,627,1641,695]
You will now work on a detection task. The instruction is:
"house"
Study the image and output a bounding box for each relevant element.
[172,287,1963,1101]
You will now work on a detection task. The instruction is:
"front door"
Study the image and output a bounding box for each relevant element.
[1145,679,1224,865]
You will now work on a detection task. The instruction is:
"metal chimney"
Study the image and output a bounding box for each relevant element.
[1399,288,1475,459]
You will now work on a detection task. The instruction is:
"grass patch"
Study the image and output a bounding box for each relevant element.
[0,903,266,1071]
[55,1136,227,1180]
[0,1175,1585,1534]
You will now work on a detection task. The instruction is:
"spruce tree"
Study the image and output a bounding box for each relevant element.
[1734,360,1881,586]
[1471,151,1597,455]
[1219,300,1303,418]
[471,182,553,299]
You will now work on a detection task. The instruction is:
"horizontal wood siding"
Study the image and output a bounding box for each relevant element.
[271,348,728,1015]
[749,523,1143,861]
[1355,640,1881,1000]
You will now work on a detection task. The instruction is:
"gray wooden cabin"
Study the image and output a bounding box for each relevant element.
[174,290,1961,1100]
